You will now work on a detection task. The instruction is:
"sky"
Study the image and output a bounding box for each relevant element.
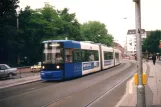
[19,0,161,47]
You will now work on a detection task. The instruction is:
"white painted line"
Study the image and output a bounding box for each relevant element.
[86,68,136,107]
[115,78,132,107]
[129,78,134,94]
[115,63,147,107]
[115,75,135,107]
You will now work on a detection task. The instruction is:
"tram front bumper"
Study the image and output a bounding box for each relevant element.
[40,70,63,80]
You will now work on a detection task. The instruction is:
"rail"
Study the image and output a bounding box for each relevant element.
[16,66,41,78]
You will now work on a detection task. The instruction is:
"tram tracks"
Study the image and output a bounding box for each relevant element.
[43,62,136,107]
[0,61,136,107]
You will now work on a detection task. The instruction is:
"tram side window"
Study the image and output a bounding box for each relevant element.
[104,52,108,60]
[89,51,95,61]
[82,50,90,62]
[104,52,113,60]
[65,49,73,63]
[94,51,99,61]
[109,52,113,59]
[82,50,99,61]
[115,53,119,60]
[73,49,82,62]
[74,50,99,62]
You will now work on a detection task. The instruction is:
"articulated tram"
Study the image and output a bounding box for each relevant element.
[40,40,122,81]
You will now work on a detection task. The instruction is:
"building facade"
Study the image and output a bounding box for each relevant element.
[114,42,124,57]
[125,29,147,56]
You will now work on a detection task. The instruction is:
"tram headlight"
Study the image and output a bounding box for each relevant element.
[56,65,60,69]
[42,66,45,69]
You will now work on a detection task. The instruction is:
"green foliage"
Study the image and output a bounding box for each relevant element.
[0,0,19,65]
[1,2,114,66]
[0,0,19,16]
[142,30,161,53]
[81,21,114,46]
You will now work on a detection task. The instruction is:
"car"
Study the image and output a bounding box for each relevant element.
[31,62,42,72]
[148,56,152,60]
[0,64,17,78]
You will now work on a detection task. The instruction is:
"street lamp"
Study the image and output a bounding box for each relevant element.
[16,7,20,29]
[123,17,128,56]
[16,7,20,64]
[133,0,146,107]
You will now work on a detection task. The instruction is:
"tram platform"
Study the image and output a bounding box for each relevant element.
[0,75,40,89]
[115,60,161,107]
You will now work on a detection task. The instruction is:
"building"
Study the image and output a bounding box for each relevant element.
[125,29,147,56]
[114,42,124,57]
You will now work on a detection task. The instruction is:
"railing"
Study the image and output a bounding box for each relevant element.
[16,66,41,78]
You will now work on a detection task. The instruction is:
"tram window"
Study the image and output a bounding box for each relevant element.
[109,52,113,59]
[94,51,99,61]
[104,52,113,60]
[43,42,64,64]
[73,50,99,62]
[115,53,119,60]
[104,52,108,60]
[73,49,82,62]
[89,51,94,61]
[65,49,73,63]
[82,50,90,62]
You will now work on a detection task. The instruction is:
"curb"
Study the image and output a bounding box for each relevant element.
[115,62,147,107]
[0,77,41,89]
[115,77,134,107]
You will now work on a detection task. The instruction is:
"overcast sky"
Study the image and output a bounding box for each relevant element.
[19,0,161,46]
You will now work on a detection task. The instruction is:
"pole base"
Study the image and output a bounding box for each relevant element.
[136,84,146,107]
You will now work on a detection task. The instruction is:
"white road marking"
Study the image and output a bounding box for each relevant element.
[129,78,134,94]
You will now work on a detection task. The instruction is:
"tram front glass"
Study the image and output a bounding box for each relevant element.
[40,42,64,80]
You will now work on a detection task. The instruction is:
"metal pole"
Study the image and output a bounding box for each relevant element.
[17,14,19,29]
[123,17,128,57]
[126,35,127,56]
[16,13,20,64]
[133,0,146,107]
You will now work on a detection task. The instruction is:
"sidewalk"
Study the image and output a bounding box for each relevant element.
[115,60,161,107]
[0,75,40,89]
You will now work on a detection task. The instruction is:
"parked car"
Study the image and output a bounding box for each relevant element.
[0,64,17,78]
[148,56,152,60]
[31,62,42,72]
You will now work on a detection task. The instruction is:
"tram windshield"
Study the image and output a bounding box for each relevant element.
[43,42,64,64]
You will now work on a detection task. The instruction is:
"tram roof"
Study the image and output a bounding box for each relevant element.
[42,40,81,48]
[42,40,78,43]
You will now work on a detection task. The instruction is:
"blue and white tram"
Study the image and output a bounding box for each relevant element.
[114,49,122,66]
[40,40,122,81]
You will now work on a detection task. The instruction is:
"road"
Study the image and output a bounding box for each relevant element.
[0,61,136,107]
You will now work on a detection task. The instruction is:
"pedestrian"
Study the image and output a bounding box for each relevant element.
[152,54,156,65]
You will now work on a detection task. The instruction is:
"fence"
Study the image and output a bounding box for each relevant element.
[16,66,40,78]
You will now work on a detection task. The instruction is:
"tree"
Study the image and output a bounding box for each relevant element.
[142,30,161,54]
[0,0,19,16]
[80,21,114,46]
[0,0,19,65]
[17,3,82,65]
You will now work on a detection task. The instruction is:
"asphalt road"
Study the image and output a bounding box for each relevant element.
[0,61,136,107]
